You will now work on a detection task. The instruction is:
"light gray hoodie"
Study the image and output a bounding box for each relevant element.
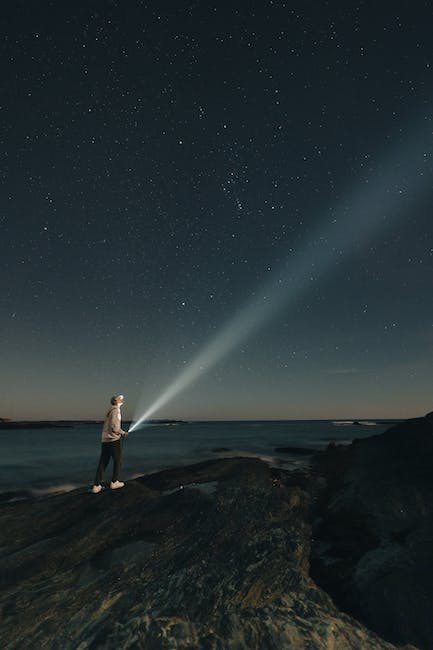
[101,405,126,442]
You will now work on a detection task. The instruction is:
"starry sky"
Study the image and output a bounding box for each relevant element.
[2,1,433,421]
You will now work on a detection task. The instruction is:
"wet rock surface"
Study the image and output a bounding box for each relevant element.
[311,415,433,650]
[0,446,422,649]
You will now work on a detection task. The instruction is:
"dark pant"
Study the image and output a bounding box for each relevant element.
[94,440,122,485]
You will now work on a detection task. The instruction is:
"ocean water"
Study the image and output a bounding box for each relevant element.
[0,419,398,495]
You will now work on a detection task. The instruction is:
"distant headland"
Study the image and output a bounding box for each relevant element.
[0,419,186,430]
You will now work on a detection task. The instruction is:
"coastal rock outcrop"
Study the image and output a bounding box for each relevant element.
[0,456,404,649]
[312,415,433,650]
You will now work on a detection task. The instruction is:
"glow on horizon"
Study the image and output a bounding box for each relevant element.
[129,123,430,432]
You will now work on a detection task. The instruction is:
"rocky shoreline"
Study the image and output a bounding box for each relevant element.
[1,416,431,649]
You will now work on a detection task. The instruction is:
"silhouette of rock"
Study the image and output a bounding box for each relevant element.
[312,414,433,649]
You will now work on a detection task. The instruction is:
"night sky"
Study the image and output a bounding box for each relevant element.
[2,1,433,421]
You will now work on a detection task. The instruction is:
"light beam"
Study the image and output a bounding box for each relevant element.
[130,123,431,432]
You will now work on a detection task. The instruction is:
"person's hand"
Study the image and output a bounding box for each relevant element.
[123,431,129,437]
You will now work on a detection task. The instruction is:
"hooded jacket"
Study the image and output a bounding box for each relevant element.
[101,405,126,442]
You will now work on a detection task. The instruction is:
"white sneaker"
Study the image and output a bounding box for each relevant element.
[110,480,125,490]
[92,484,102,494]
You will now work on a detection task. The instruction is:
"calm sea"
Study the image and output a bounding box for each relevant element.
[0,419,398,495]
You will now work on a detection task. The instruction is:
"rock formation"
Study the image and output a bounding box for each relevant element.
[3,413,433,649]
[312,415,433,650]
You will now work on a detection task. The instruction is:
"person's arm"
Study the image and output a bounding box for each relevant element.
[119,410,128,436]
[109,408,127,436]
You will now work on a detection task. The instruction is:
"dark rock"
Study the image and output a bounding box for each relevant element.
[0,490,32,504]
[274,446,314,455]
[311,416,433,649]
[0,457,401,649]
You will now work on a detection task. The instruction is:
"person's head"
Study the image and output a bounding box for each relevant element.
[110,394,124,406]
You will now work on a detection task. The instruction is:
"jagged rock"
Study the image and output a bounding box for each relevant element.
[312,415,433,650]
[0,457,404,649]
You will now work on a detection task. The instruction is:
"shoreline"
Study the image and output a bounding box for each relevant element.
[0,420,402,499]
[0,446,315,503]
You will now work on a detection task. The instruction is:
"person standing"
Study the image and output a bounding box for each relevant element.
[92,394,128,493]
